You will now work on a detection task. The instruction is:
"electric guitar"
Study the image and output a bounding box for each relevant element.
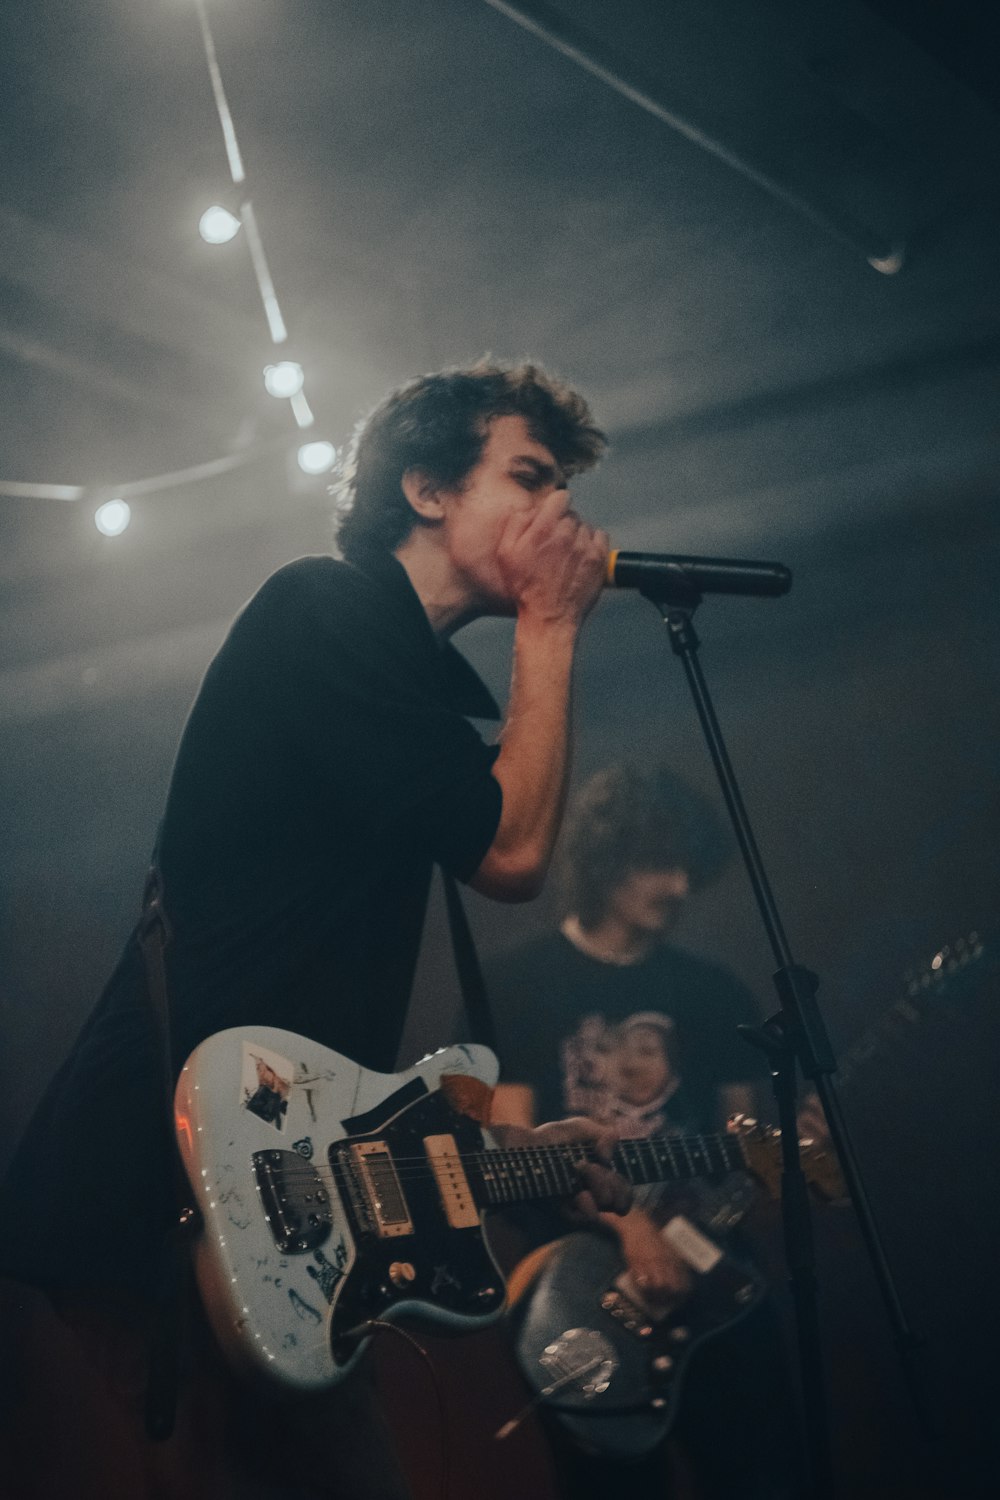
[508,1177,783,1459]
[173,1025,839,1393]
[509,930,989,1458]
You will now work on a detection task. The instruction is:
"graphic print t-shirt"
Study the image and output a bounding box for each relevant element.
[489,931,765,1137]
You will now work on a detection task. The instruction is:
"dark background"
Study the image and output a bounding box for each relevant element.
[2,2,998,1494]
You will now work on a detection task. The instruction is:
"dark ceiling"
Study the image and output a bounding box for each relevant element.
[2,1,998,501]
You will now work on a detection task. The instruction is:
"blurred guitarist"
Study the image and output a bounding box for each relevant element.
[489,763,806,1500]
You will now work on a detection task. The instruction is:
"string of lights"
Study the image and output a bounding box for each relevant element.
[1,0,338,537]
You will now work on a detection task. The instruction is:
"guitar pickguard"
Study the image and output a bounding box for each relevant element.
[325,1089,506,1363]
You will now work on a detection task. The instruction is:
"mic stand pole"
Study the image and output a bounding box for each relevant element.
[643,578,932,1499]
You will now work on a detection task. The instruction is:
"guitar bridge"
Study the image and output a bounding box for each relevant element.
[252,1150,333,1253]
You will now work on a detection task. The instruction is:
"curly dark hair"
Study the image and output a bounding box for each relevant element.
[560,763,733,928]
[334,359,606,558]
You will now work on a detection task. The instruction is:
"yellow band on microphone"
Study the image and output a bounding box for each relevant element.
[605,548,619,585]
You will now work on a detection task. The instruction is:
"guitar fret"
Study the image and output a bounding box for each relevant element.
[476,1156,492,1206]
[716,1135,738,1174]
[478,1127,746,1209]
[553,1145,569,1195]
[656,1135,679,1181]
[564,1144,586,1195]
[528,1147,548,1198]
[548,1146,569,1194]
[690,1135,711,1176]
[542,1146,566,1194]
[495,1151,512,1204]
[617,1138,642,1185]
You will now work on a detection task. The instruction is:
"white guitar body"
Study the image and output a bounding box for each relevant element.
[174,1026,501,1393]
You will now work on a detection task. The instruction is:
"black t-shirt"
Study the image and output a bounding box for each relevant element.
[0,549,502,1291]
[489,931,765,1137]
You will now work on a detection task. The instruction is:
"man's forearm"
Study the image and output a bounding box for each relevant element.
[470,616,578,901]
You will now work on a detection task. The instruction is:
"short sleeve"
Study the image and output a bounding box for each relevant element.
[226,556,503,871]
[401,758,502,879]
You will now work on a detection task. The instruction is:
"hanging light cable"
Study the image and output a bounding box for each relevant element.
[193,0,290,341]
[193,0,246,186]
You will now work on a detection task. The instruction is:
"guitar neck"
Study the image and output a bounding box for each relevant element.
[474,1131,745,1208]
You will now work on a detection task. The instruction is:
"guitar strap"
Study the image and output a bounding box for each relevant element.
[137,856,198,1442]
[441,868,502,1061]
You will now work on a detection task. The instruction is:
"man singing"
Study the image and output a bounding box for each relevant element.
[0,361,629,1498]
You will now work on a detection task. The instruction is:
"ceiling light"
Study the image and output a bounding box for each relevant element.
[263,361,304,399]
[199,205,242,244]
[94,499,131,536]
[297,441,336,475]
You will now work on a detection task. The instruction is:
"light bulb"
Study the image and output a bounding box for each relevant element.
[95,499,131,536]
[297,441,336,475]
[199,205,241,244]
[264,361,305,398]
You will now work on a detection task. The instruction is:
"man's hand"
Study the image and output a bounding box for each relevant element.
[490,1115,631,1220]
[610,1205,693,1302]
[796,1091,831,1146]
[497,490,608,632]
[469,493,609,903]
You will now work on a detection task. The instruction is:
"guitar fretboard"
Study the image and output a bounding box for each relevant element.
[474,1132,745,1208]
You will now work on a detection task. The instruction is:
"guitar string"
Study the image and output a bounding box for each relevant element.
[240,1139,745,1183]
[238,1132,743,1174]
[230,1137,748,1199]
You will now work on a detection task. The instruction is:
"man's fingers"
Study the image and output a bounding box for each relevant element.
[574,1120,619,1165]
[533,1115,617,1161]
[577,1161,631,1216]
[565,1189,600,1226]
[528,1117,630,1214]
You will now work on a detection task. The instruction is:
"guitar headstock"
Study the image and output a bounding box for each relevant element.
[729,1114,846,1204]
[902,931,986,1005]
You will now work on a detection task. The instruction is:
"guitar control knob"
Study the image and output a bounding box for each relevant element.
[652,1354,674,1374]
[670,1326,690,1343]
[388,1261,417,1288]
[651,1396,668,1409]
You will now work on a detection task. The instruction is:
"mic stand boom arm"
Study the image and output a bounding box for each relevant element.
[641,572,932,1499]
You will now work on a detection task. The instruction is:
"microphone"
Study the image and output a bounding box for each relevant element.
[605,549,792,599]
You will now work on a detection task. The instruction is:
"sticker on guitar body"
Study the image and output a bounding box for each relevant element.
[241,1043,294,1130]
[615,1215,724,1314]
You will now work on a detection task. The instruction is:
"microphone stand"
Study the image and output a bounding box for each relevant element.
[638,573,932,1499]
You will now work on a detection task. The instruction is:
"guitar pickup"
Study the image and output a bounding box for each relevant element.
[348,1141,413,1238]
[424,1133,479,1229]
